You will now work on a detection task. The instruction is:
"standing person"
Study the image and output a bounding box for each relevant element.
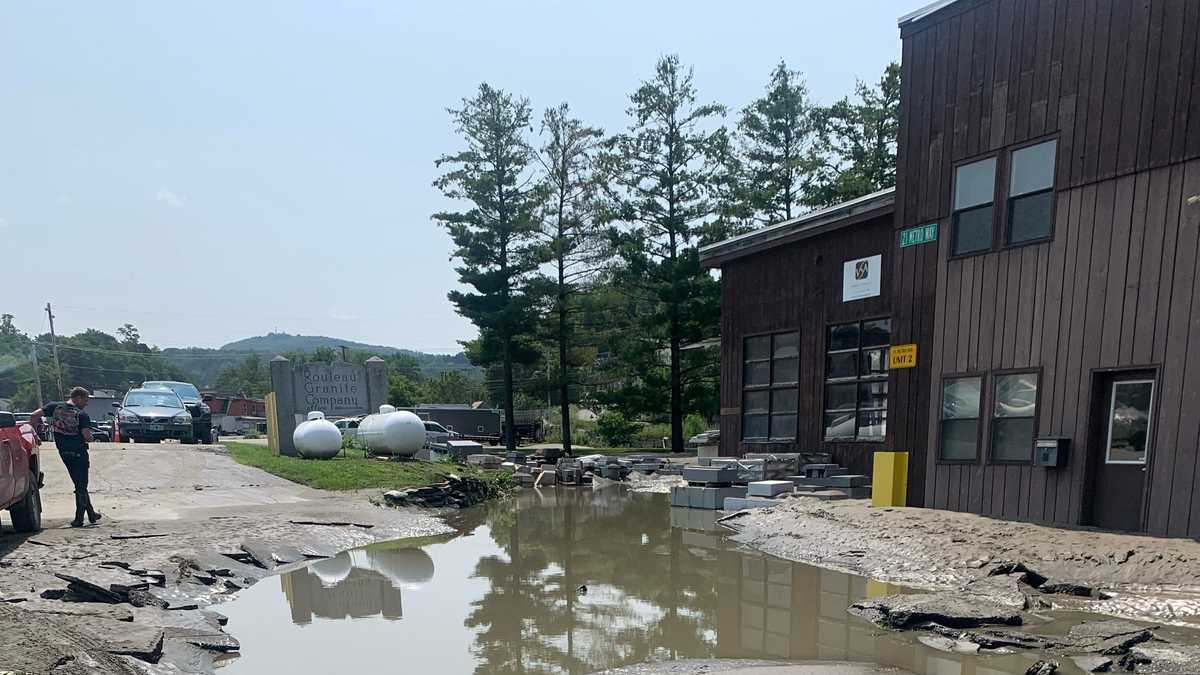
[30,387,102,527]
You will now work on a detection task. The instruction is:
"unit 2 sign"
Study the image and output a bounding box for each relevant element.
[889,343,917,369]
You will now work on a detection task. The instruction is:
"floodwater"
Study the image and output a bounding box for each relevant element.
[217,488,1085,675]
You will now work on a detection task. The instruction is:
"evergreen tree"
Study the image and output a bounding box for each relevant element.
[434,84,545,452]
[599,55,728,452]
[809,62,901,207]
[535,103,604,456]
[737,61,821,223]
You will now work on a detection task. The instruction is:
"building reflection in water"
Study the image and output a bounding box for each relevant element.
[279,542,436,625]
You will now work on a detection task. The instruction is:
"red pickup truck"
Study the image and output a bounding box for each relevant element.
[0,411,42,532]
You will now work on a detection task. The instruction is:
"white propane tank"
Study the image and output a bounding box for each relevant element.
[356,405,424,457]
[293,411,342,459]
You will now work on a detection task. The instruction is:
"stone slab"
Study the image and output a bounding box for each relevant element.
[747,480,793,497]
[21,599,135,622]
[683,466,738,484]
[670,485,689,507]
[467,454,502,468]
[688,486,745,509]
[723,496,782,511]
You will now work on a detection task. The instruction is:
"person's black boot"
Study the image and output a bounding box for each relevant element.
[85,496,102,525]
[71,493,86,528]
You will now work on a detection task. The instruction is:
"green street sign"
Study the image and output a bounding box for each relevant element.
[900,222,938,248]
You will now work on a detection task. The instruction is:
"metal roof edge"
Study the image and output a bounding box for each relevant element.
[897,0,962,26]
[699,187,896,267]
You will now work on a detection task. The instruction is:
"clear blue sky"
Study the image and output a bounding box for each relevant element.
[4,0,907,352]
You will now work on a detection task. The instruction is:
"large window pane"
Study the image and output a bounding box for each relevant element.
[1009,190,1053,244]
[770,414,797,440]
[771,388,798,415]
[857,410,886,439]
[743,414,768,440]
[826,352,857,380]
[773,357,799,384]
[1010,140,1056,196]
[827,323,859,351]
[992,417,1035,462]
[953,204,993,255]
[942,377,982,419]
[745,390,769,414]
[859,381,888,410]
[1107,381,1154,463]
[824,412,856,440]
[955,157,997,209]
[825,383,857,411]
[744,360,770,387]
[861,319,891,346]
[994,373,1037,418]
[773,332,799,359]
[745,336,770,361]
[941,419,980,460]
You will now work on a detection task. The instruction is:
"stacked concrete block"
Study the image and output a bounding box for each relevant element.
[688,486,745,509]
[467,454,503,468]
[747,480,793,497]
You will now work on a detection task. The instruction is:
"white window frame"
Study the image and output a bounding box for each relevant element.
[1104,380,1155,465]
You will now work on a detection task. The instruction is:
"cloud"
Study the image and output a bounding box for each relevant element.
[330,313,361,322]
[155,189,184,208]
[0,217,7,229]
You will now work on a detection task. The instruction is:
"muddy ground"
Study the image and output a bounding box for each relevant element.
[0,442,449,673]
[723,497,1200,626]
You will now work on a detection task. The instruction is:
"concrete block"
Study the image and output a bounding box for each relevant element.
[499,462,519,472]
[808,490,848,501]
[467,454,502,468]
[683,466,738,484]
[842,486,872,499]
[534,470,556,486]
[689,486,745,509]
[828,474,870,487]
[748,480,793,497]
[723,496,782,511]
[671,485,690,507]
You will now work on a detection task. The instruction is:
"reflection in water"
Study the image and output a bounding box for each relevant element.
[280,543,436,624]
[220,489,1075,675]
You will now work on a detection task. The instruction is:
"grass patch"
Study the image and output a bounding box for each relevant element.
[225,441,510,492]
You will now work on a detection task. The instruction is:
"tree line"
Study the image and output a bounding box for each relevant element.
[435,56,900,453]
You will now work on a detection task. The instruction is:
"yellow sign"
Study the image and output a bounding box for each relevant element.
[889,343,917,369]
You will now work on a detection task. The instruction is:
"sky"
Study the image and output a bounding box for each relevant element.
[3,0,907,353]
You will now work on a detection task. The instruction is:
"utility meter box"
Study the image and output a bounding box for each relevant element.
[1034,437,1069,468]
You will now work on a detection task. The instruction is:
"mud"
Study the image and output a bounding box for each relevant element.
[723,497,1200,626]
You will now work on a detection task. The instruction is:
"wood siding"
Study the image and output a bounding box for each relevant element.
[898,0,1200,535]
[718,215,903,486]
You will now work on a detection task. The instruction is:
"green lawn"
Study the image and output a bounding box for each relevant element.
[224,442,510,492]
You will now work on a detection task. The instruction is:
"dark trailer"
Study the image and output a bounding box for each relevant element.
[895,0,1200,536]
[402,405,501,443]
[700,188,928,505]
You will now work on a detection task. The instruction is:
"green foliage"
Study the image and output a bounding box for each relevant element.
[214,355,270,398]
[225,441,513,492]
[420,371,486,406]
[683,413,709,439]
[597,55,727,452]
[596,410,640,447]
[808,62,901,207]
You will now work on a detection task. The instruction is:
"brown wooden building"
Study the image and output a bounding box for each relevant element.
[699,189,930,504]
[895,0,1200,536]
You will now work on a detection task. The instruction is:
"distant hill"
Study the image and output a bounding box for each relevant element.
[161,333,479,388]
[220,333,401,355]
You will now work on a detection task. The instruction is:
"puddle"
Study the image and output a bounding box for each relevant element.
[217,488,1087,674]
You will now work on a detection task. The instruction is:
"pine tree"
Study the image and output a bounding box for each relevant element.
[535,103,604,456]
[599,55,728,453]
[737,61,821,223]
[434,84,545,452]
[809,62,901,207]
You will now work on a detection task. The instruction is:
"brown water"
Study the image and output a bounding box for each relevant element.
[217,488,1083,674]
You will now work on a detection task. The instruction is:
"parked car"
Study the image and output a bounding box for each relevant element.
[0,411,42,532]
[334,417,361,438]
[422,419,460,449]
[14,412,50,443]
[114,388,195,444]
[89,420,112,443]
[142,381,214,444]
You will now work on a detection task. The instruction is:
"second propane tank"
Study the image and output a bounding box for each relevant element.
[356,405,424,457]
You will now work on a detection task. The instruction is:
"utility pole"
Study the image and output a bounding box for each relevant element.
[339,345,349,362]
[45,303,63,399]
[30,345,44,406]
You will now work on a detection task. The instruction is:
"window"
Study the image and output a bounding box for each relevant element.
[1008,140,1057,244]
[940,376,982,461]
[1105,381,1155,464]
[742,332,799,441]
[823,319,889,440]
[952,157,996,255]
[991,373,1038,462]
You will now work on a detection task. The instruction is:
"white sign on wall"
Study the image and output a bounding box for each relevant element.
[842,254,882,302]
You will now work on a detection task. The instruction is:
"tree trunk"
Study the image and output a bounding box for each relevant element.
[668,308,683,453]
[503,337,517,453]
[558,288,572,455]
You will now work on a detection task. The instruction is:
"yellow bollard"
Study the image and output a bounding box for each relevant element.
[871,451,908,507]
[265,392,279,455]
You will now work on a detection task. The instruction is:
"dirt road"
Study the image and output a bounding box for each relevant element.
[0,442,449,673]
